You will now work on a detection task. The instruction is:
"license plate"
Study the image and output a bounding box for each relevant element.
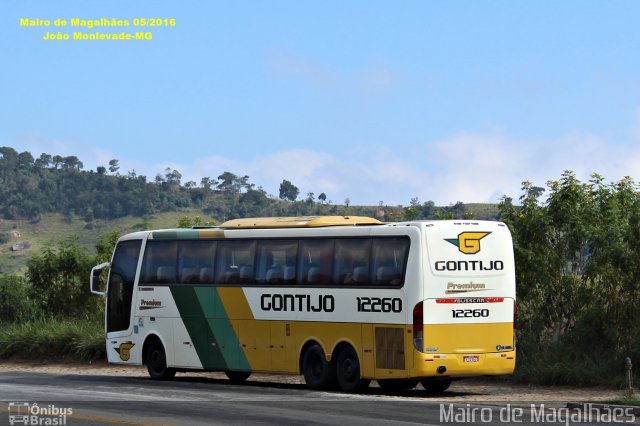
[463,356,479,363]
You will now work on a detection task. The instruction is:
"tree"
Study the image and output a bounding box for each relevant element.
[17,151,34,170]
[421,200,435,218]
[96,166,107,175]
[305,192,315,204]
[237,175,253,193]
[498,171,640,385]
[200,176,216,190]
[108,159,120,174]
[62,155,83,170]
[279,179,299,201]
[52,155,63,169]
[37,153,52,168]
[217,171,241,193]
[318,193,327,204]
[164,167,182,190]
[27,237,99,319]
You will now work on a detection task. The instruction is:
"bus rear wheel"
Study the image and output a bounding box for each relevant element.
[421,378,452,393]
[377,379,419,391]
[302,344,336,390]
[225,371,251,383]
[335,346,370,393]
[146,339,176,380]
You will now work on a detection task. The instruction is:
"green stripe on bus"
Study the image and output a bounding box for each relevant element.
[170,286,227,370]
[171,286,250,372]
[194,287,251,372]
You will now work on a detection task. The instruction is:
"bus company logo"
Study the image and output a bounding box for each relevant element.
[139,298,162,310]
[114,341,135,361]
[445,232,491,255]
[8,402,72,425]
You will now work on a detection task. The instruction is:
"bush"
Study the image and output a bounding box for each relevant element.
[26,237,102,320]
[0,275,36,322]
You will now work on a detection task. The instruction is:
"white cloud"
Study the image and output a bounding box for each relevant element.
[424,130,640,205]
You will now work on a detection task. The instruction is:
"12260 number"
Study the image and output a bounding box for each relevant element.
[357,297,402,313]
[452,308,489,318]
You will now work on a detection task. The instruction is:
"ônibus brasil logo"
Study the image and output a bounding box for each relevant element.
[445,232,491,255]
[8,402,72,425]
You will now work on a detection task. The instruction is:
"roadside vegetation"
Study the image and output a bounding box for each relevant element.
[0,145,638,388]
[0,233,117,361]
[501,171,640,388]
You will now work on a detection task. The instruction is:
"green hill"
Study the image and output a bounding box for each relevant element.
[0,145,500,276]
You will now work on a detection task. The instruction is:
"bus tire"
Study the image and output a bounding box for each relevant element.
[377,379,419,391]
[421,378,452,393]
[225,371,251,383]
[335,346,370,393]
[146,339,176,380]
[302,344,336,390]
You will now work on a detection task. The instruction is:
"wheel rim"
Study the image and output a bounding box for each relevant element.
[339,353,358,383]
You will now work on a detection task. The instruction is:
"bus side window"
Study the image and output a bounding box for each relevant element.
[140,241,178,284]
[334,238,371,285]
[215,240,256,284]
[178,240,216,284]
[371,238,409,286]
[297,239,333,285]
[256,240,298,285]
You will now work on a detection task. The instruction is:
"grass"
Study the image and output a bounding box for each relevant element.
[0,318,106,361]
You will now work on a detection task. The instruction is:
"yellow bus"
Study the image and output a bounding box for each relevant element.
[90,216,515,392]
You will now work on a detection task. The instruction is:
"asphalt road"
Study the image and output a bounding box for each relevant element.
[0,371,636,426]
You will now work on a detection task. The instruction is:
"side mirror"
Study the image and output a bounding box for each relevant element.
[90,262,110,296]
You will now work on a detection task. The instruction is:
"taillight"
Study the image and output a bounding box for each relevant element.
[413,301,423,351]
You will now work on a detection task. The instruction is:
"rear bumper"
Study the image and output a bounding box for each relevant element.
[410,350,516,378]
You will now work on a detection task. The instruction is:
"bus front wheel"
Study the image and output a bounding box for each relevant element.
[302,344,336,390]
[335,346,370,393]
[146,339,176,380]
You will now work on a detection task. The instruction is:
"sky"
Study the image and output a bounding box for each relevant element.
[2,1,640,206]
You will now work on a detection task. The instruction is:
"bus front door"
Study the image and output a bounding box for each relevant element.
[106,240,142,334]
